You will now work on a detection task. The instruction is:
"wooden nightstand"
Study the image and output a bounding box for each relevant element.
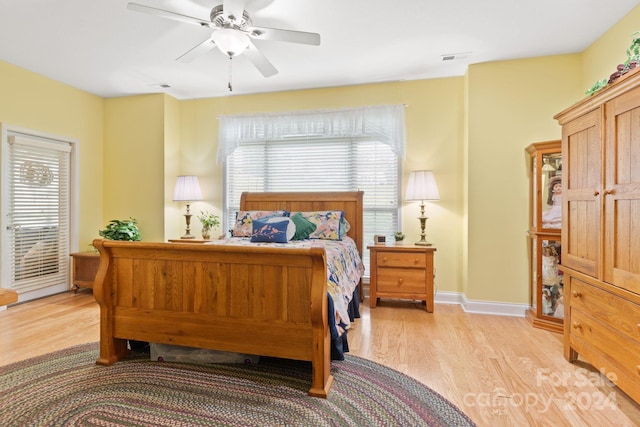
[368,244,436,312]
[69,252,100,292]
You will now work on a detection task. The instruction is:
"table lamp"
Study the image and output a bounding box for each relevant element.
[405,170,440,246]
[173,175,203,239]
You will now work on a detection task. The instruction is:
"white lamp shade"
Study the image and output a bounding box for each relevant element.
[212,28,250,56]
[405,170,440,201]
[173,175,203,202]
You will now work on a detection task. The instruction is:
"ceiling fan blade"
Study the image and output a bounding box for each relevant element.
[127,3,211,27]
[243,41,278,77]
[176,38,216,62]
[223,0,246,25]
[249,26,320,46]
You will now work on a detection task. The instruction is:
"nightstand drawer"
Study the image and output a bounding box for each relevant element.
[377,252,426,268]
[377,268,426,293]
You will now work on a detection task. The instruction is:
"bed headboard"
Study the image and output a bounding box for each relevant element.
[240,191,364,257]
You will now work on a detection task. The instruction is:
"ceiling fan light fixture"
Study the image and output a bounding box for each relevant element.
[212,28,250,57]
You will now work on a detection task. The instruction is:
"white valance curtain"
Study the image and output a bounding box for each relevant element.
[217,104,406,164]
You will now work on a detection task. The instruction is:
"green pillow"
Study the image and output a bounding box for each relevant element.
[291,212,317,240]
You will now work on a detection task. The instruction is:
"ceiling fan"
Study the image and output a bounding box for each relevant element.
[127,0,321,80]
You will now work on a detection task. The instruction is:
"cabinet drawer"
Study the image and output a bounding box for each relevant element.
[571,278,640,341]
[377,268,426,293]
[377,252,426,268]
[570,308,640,378]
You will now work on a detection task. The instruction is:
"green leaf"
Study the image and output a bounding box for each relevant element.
[98,217,141,241]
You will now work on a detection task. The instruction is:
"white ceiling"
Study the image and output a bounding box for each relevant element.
[0,0,638,100]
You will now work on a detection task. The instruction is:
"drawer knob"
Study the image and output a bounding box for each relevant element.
[593,190,600,196]
[414,258,419,264]
[572,291,582,298]
[604,188,614,195]
[572,322,582,330]
[637,366,640,375]
[398,278,404,284]
[382,257,388,263]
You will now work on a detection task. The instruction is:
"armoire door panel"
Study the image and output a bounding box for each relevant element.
[562,109,602,278]
[604,92,640,291]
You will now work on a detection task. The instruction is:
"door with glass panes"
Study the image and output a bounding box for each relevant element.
[1,130,72,304]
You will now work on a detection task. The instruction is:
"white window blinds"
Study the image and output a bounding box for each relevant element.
[220,105,405,275]
[7,136,71,292]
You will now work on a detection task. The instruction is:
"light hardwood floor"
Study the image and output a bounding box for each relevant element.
[1,291,639,426]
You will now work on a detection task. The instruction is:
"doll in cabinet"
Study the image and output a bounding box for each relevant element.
[542,175,562,229]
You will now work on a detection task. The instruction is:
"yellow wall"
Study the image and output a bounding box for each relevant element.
[0,60,103,251]
[103,94,166,242]
[465,54,582,302]
[582,5,640,92]
[163,94,182,240]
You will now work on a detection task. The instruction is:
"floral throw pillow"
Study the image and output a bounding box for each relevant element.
[296,210,345,241]
[233,210,289,237]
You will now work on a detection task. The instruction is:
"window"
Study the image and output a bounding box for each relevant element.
[219,105,405,275]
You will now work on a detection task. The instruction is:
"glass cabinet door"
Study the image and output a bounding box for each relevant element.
[529,235,564,330]
[539,238,563,320]
[527,144,562,231]
[526,140,563,333]
[540,152,562,231]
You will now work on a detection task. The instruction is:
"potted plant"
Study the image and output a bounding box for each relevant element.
[98,218,141,241]
[197,211,220,240]
[73,218,141,292]
[394,231,406,243]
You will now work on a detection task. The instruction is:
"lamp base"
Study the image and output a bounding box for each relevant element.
[180,234,196,240]
[415,203,433,247]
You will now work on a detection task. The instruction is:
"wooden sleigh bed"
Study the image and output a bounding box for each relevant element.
[92,191,363,398]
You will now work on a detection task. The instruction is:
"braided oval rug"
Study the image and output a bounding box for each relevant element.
[1,343,476,427]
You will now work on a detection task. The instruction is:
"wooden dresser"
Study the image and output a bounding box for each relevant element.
[368,244,436,312]
[554,67,640,403]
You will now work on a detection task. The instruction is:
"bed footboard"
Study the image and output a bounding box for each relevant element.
[92,239,333,397]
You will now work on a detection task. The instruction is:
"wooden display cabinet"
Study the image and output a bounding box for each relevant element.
[525,140,563,333]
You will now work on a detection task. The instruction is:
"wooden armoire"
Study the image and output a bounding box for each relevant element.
[554,68,640,403]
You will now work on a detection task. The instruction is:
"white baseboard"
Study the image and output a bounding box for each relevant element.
[433,290,466,305]
[458,293,527,317]
[434,290,527,317]
[363,282,528,318]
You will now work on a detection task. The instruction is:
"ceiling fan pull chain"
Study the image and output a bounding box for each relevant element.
[228,55,233,92]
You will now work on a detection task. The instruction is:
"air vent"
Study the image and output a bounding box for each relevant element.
[442,52,471,61]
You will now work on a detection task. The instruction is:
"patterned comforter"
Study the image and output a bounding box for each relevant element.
[205,236,364,336]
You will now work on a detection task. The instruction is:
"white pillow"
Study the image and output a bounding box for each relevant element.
[266,217,296,241]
